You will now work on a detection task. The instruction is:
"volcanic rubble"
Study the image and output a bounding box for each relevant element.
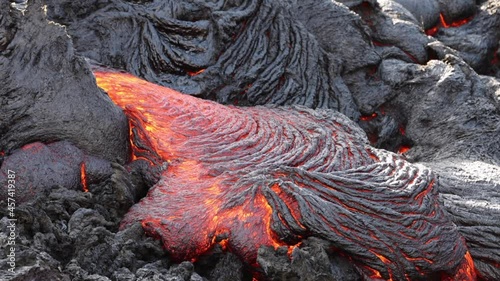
[1,0,500,280]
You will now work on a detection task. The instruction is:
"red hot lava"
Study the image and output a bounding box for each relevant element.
[94,70,476,280]
[425,13,475,36]
[80,162,89,193]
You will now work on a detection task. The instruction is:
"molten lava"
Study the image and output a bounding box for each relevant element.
[425,13,475,36]
[360,112,378,121]
[80,162,89,193]
[187,69,205,77]
[94,69,475,280]
[398,145,411,154]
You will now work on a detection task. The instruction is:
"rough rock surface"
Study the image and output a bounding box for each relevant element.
[44,0,360,119]
[0,0,129,163]
[257,237,361,281]
[433,0,500,74]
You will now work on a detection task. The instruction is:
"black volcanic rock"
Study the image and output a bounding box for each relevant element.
[257,238,361,281]
[43,0,361,119]
[0,141,115,204]
[0,162,152,280]
[378,55,500,164]
[438,0,477,23]
[392,0,440,29]
[433,0,500,74]
[0,0,129,163]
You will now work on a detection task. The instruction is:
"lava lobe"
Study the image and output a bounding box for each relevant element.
[94,69,475,280]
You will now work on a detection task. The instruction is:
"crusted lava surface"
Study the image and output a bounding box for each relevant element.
[2,0,500,280]
[95,69,474,280]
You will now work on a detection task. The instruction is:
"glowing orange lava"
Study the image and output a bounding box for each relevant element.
[398,145,411,154]
[94,70,295,263]
[93,69,475,280]
[360,112,378,121]
[442,251,477,281]
[80,162,89,192]
[439,13,474,28]
[425,13,474,36]
[187,69,205,76]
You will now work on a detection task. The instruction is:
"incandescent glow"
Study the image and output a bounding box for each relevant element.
[425,13,474,36]
[80,162,89,193]
[187,69,205,76]
[441,251,476,281]
[94,69,475,280]
[360,112,378,121]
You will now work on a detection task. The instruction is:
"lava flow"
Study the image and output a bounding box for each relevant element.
[80,162,89,193]
[93,69,476,280]
[425,13,475,36]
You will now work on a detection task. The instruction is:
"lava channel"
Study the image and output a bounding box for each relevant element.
[93,69,475,281]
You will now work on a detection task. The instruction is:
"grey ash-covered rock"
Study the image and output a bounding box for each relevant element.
[433,0,500,74]
[427,160,500,281]
[43,0,361,119]
[257,237,362,281]
[0,0,129,163]
[391,0,440,29]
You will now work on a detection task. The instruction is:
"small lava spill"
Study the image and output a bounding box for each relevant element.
[425,13,475,36]
[360,112,378,121]
[187,69,205,77]
[93,69,476,280]
[397,145,411,154]
[80,162,89,193]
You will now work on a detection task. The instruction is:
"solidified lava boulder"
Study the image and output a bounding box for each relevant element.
[391,0,440,29]
[378,54,500,164]
[0,141,114,204]
[325,0,433,117]
[257,237,361,281]
[285,0,380,74]
[437,0,477,24]
[432,0,500,74]
[351,0,430,65]
[0,0,129,162]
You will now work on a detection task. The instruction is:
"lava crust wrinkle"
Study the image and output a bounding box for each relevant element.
[94,70,474,281]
